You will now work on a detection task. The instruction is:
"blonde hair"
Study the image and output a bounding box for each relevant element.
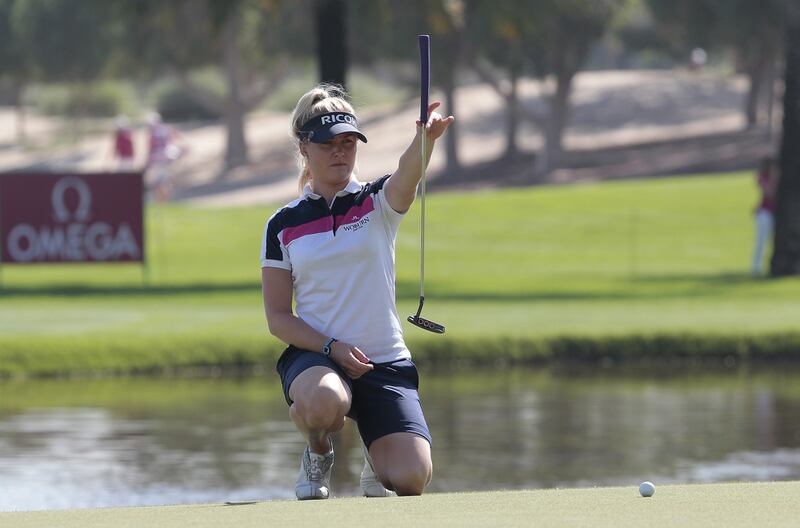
[290,83,357,194]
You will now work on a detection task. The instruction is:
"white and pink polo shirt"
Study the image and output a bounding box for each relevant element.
[261,176,410,364]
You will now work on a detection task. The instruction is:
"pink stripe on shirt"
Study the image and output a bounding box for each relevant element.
[335,196,374,227]
[281,216,333,246]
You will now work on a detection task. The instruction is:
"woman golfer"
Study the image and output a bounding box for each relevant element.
[261,84,454,499]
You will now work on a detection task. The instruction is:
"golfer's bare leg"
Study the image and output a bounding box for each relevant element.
[289,366,351,454]
[368,433,432,496]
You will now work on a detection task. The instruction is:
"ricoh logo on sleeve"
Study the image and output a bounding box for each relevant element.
[5,176,141,262]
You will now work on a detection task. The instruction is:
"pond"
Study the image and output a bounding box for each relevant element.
[1,366,800,511]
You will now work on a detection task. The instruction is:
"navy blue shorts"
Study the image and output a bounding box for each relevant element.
[276,345,432,449]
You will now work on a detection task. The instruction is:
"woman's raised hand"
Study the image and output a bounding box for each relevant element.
[417,101,454,141]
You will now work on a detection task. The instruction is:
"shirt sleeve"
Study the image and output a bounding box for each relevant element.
[261,213,292,270]
[374,176,406,236]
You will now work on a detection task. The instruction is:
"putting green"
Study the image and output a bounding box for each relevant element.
[3,481,799,528]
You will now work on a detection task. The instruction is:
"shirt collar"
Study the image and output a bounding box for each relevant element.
[303,178,362,200]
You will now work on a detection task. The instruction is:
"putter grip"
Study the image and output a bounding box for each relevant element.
[418,34,430,124]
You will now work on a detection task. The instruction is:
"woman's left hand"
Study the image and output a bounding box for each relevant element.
[417,101,455,141]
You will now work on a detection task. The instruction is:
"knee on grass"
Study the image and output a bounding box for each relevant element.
[382,461,432,496]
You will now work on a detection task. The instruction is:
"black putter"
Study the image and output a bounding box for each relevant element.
[407,35,445,335]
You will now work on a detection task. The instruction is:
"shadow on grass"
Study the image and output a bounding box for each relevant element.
[0,281,260,298]
[395,271,769,303]
[627,271,760,285]
[0,272,779,301]
[395,286,637,303]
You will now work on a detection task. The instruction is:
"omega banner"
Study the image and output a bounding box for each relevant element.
[0,172,144,264]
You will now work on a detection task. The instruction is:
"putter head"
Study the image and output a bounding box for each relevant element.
[407,315,445,334]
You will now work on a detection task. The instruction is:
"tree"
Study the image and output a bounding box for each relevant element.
[11,0,114,84]
[9,0,119,137]
[349,0,465,176]
[538,1,626,176]
[466,0,624,176]
[721,0,785,130]
[113,0,302,171]
[465,0,536,160]
[426,0,467,176]
[0,0,30,142]
[645,0,787,130]
[315,0,348,87]
[770,4,800,276]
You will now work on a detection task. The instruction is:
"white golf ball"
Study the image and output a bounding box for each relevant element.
[639,481,656,497]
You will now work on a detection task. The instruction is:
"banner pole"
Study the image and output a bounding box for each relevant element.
[141,179,150,287]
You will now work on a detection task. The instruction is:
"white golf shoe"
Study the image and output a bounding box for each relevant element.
[361,445,396,497]
[295,445,335,500]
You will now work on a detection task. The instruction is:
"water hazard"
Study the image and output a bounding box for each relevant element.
[1,367,800,511]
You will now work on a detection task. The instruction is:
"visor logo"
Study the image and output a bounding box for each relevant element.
[320,113,356,126]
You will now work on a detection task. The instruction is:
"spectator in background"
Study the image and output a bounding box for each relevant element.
[689,47,707,71]
[112,115,135,171]
[146,112,184,201]
[752,157,780,275]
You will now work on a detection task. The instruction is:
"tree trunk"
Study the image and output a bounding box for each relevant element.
[69,81,85,144]
[503,66,520,160]
[220,11,249,169]
[315,0,348,88]
[224,108,248,170]
[438,9,465,179]
[770,8,800,276]
[13,80,26,144]
[765,58,778,141]
[535,63,575,177]
[469,60,544,128]
[745,60,765,129]
[549,68,573,160]
[443,74,461,176]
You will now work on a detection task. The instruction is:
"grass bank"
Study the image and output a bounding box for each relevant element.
[3,481,799,528]
[2,172,799,377]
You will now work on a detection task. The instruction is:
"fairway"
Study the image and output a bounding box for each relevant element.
[2,172,800,376]
[2,481,798,528]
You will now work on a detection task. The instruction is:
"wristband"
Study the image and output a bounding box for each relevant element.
[322,337,337,357]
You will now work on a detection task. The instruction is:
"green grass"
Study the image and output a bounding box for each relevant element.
[3,481,799,527]
[2,172,800,376]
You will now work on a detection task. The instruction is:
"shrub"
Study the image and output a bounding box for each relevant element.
[28,81,134,117]
[0,80,21,106]
[152,70,225,122]
[155,84,219,122]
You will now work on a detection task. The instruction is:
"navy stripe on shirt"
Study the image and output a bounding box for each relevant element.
[263,175,390,263]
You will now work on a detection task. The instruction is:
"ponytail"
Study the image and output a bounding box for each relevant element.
[297,165,312,194]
